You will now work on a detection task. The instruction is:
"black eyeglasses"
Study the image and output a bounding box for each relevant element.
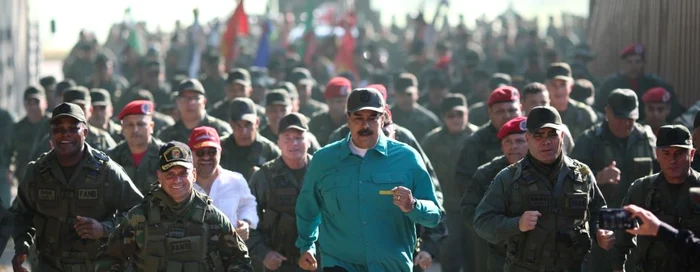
[195,148,218,157]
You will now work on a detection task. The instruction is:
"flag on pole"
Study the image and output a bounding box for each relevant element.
[253,19,271,67]
[221,0,249,67]
[124,7,144,56]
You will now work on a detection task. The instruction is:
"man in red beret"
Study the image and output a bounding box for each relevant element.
[455,86,523,192]
[641,87,672,136]
[309,77,352,146]
[108,100,164,194]
[597,43,684,122]
[462,116,529,272]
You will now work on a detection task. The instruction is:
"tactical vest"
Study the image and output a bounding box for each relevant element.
[259,161,302,261]
[506,160,592,271]
[634,176,700,271]
[592,124,654,207]
[31,149,109,270]
[139,192,225,272]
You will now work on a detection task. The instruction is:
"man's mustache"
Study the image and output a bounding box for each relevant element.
[358,128,374,136]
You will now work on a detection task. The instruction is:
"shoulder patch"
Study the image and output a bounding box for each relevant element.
[92,149,110,162]
[578,163,590,176]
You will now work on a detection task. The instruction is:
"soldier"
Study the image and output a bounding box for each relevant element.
[288,67,328,118]
[31,86,118,158]
[11,86,51,183]
[640,87,672,136]
[521,82,576,155]
[108,100,164,194]
[473,106,615,271]
[462,116,529,272]
[220,98,281,181]
[309,77,352,146]
[95,141,253,271]
[117,60,172,112]
[390,73,441,141]
[455,86,523,194]
[571,89,656,208]
[90,88,124,142]
[0,107,14,208]
[261,90,321,154]
[546,62,599,140]
[613,125,700,271]
[83,52,129,102]
[123,89,176,132]
[210,68,266,124]
[420,93,477,271]
[673,100,700,129]
[199,52,226,109]
[274,82,301,114]
[11,102,144,272]
[248,113,314,272]
[571,79,604,120]
[466,73,513,127]
[421,72,451,118]
[597,43,684,121]
[249,67,273,105]
[39,76,58,109]
[157,79,232,143]
[295,88,441,271]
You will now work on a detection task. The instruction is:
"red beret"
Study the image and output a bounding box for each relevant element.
[323,77,352,100]
[488,86,520,106]
[366,84,387,101]
[620,43,645,59]
[117,100,154,120]
[642,87,671,103]
[435,56,451,70]
[497,116,527,139]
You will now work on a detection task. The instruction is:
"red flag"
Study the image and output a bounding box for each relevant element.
[334,12,358,80]
[221,0,249,66]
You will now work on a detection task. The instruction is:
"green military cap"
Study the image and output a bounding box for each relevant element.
[63,86,91,105]
[656,125,692,149]
[546,62,573,81]
[177,78,206,96]
[489,73,512,90]
[278,112,309,132]
[265,89,291,107]
[24,85,46,101]
[90,88,111,106]
[51,102,87,124]
[56,79,77,97]
[159,141,194,171]
[227,68,251,86]
[607,89,639,119]
[440,93,468,114]
[230,98,258,123]
[393,73,418,94]
[39,76,57,88]
[526,106,564,132]
[346,88,386,113]
[288,67,314,85]
[275,81,299,99]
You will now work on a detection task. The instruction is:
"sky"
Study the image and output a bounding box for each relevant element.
[31,0,589,52]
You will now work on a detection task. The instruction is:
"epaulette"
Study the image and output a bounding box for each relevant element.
[91,149,110,162]
[577,163,591,177]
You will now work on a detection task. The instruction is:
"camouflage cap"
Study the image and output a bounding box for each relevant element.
[159,141,194,171]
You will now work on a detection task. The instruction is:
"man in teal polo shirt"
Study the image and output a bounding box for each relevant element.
[295,87,442,272]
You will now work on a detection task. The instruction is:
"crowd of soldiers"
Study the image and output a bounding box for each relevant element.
[0,7,700,272]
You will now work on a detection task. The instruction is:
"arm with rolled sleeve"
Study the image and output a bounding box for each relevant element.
[473,168,522,245]
[295,157,323,255]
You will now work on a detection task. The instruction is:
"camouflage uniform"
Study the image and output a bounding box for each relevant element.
[95,188,253,271]
[210,100,267,128]
[473,155,607,272]
[466,102,490,127]
[247,155,312,272]
[11,143,144,271]
[219,133,281,181]
[308,112,346,146]
[108,137,164,195]
[613,170,700,271]
[105,119,124,143]
[461,155,510,272]
[421,124,478,272]
[199,74,226,109]
[82,75,130,103]
[455,123,504,188]
[559,99,599,140]
[157,114,232,143]
[298,99,327,119]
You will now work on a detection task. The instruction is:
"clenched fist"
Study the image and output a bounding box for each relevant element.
[519,210,542,232]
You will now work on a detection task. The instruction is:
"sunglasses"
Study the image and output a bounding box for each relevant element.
[195,148,218,157]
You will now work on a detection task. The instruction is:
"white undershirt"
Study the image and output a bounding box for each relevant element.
[348,137,369,157]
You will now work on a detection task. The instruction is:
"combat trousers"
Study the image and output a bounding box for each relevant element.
[441,210,474,271]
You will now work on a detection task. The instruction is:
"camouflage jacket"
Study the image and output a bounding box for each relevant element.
[95,188,253,272]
